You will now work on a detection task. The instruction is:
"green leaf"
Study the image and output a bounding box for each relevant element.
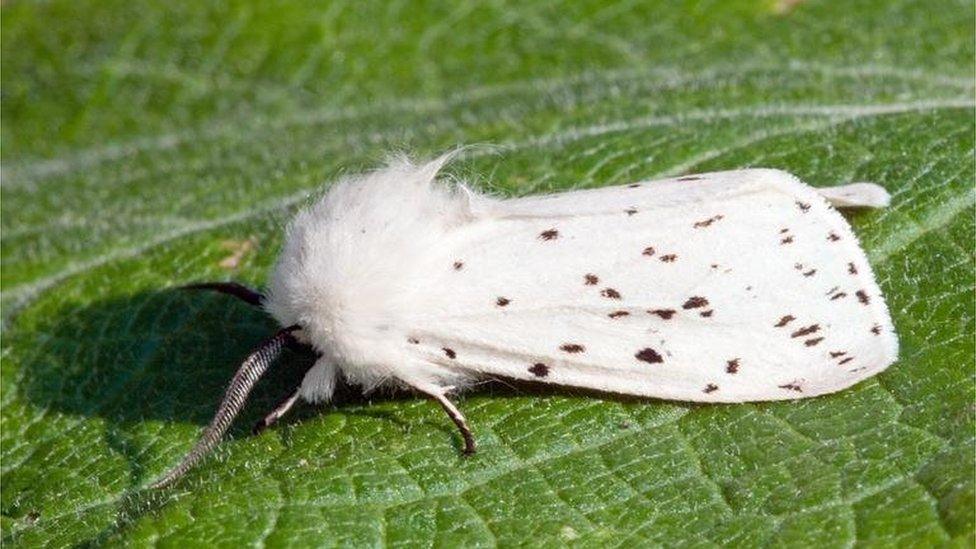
[2,0,973,546]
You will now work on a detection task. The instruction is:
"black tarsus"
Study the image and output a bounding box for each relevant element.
[150,325,300,489]
[181,282,265,306]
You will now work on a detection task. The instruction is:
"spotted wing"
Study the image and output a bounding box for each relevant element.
[403,169,897,402]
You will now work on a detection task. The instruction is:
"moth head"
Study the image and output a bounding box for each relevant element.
[263,153,472,351]
[263,249,336,353]
[261,200,374,359]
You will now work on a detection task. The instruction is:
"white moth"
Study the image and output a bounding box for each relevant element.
[151,153,897,488]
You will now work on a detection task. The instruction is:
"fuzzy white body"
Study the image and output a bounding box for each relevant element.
[265,157,897,404]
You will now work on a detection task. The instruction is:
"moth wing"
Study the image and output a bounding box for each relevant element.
[407,169,897,402]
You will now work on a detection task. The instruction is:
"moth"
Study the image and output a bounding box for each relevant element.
[151,154,897,488]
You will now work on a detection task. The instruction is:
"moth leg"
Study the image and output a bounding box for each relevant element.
[251,388,301,435]
[416,387,477,455]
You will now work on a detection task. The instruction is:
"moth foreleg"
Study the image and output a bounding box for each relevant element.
[251,388,301,435]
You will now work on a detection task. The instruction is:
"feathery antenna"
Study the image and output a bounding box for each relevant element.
[150,325,300,489]
[180,282,265,306]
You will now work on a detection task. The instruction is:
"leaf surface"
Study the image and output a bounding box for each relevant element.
[2,0,973,546]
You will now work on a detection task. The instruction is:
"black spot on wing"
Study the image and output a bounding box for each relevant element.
[791,324,820,338]
[539,229,559,241]
[693,215,724,229]
[804,337,824,347]
[453,261,464,270]
[608,310,630,319]
[496,297,511,307]
[660,254,678,263]
[682,296,709,309]
[827,232,841,242]
[774,315,796,327]
[838,357,854,365]
[529,363,549,377]
[848,262,858,275]
[796,201,811,212]
[624,208,638,216]
[699,309,714,318]
[703,383,719,393]
[443,348,457,359]
[649,309,676,319]
[560,343,585,353]
[826,286,847,300]
[677,176,702,182]
[408,337,420,344]
[726,358,739,374]
[642,246,656,257]
[584,273,599,285]
[856,290,870,305]
[635,348,664,364]
[779,381,803,392]
[601,288,622,299]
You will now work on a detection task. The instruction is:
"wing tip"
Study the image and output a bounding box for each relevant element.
[732,169,892,209]
[818,182,892,209]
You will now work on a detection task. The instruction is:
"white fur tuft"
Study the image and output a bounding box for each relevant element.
[265,154,482,399]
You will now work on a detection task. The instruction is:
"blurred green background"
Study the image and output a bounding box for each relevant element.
[2,0,974,546]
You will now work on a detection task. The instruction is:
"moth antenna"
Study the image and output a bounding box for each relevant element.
[180,282,265,306]
[150,325,299,489]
